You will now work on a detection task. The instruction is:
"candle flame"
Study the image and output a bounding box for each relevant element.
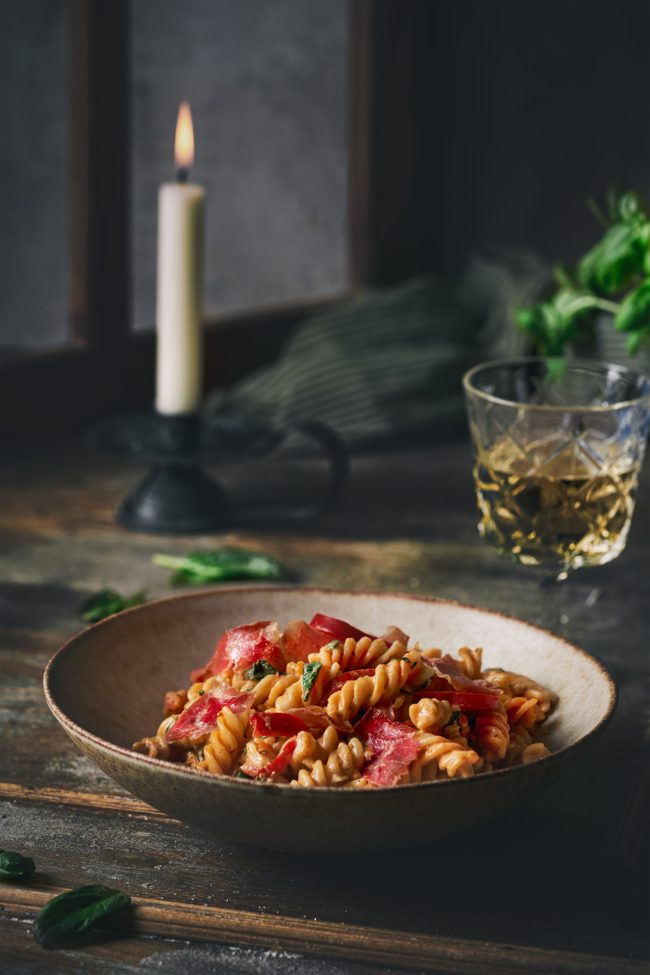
[174,102,195,169]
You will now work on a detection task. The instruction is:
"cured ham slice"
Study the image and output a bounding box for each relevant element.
[166,691,253,744]
[356,709,420,787]
[424,654,500,695]
[242,738,297,779]
[191,622,285,681]
[283,620,327,662]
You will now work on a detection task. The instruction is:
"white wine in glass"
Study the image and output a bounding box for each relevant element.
[463,358,650,627]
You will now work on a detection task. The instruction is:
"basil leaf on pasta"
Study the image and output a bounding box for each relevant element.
[244,660,279,681]
[301,661,322,700]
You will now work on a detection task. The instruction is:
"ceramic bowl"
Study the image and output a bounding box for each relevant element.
[44,587,616,853]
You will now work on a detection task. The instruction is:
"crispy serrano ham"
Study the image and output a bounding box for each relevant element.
[242,738,297,779]
[356,709,420,787]
[283,620,327,662]
[423,654,500,694]
[165,690,253,744]
[191,621,285,681]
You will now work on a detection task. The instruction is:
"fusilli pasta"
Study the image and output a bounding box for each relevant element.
[132,613,557,788]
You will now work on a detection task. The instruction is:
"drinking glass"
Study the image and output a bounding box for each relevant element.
[462,357,650,629]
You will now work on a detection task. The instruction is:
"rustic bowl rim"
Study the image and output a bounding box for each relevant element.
[43,585,618,796]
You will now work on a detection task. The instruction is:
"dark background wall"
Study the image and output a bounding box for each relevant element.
[370,0,650,283]
[1,0,649,351]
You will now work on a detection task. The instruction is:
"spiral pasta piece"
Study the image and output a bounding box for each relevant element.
[522,742,551,763]
[456,646,483,680]
[250,674,299,709]
[163,689,188,716]
[186,675,233,705]
[408,697,453,732]
[418,646,442,661]
[292,738,366,787]
[505,726,533,765]
[473,707,510,761]
[314,724,339,760]
[413,731,480,778]
[199,707,249,775]
[289,731,319,771]
[240,737,278,774]
[309,636,406,672]
[506,695,542,730]
[482,669,557,714]
[326,659,413,722]
[132,734,170,760]
[273,679,306,712]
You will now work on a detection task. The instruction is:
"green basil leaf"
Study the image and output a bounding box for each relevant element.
[0,849,35,881]
[577,221,649,294]
[610,189,647,224]
[625,329,650,355]
[32,884,131,949]
[244,659,279,681]
[301,661,322,701]
[614,279,650,333]
[152,548,285,586]
[79,589,146,623]
[515,290,599,356]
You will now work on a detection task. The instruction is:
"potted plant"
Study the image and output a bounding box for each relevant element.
[516,190,650,363]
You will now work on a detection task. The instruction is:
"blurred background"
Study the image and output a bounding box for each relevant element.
[1,0,649,442]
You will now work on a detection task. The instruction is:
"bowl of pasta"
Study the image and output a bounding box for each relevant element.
[44,587,616,853]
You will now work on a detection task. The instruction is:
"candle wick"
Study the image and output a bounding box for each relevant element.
[176,168,189,184]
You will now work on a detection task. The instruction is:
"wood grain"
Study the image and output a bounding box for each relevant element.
[1,436,648,973]
[2,884,646,975]
[0,782,168,821]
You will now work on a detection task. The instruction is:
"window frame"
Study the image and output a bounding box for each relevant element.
[0,0,372,440]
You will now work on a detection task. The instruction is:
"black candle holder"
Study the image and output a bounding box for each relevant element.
[90,410,348,534]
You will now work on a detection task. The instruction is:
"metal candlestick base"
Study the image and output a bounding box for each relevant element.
[118,464,231,534]
[90,410,348,534]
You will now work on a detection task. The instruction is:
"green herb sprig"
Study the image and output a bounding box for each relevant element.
[301,661,322,701]
[244,659,279,681]
[517,190,650,356]
[78,589,146,624]
[32,884,131,949]
[0,849,35,881]
[152,547,285,586]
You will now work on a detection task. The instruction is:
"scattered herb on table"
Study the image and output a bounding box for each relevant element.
[0,849,35,881]
[79,589,146,623]
[32,883,131,949]
[151,547,285,586]
[516,189,650,356]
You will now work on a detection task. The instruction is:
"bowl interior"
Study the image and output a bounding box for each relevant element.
[46,587,613,756]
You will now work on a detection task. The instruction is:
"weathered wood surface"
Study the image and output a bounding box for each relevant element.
[0,436,648,974]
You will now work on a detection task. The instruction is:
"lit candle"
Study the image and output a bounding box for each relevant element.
[155,102,206,416]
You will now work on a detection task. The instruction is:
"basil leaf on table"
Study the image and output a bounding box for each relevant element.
[32,883,131,949]
[152,547,285,586]
[0,849,35,881]
[79,589,146,623]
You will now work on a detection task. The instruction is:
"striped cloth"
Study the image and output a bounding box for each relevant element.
[207,254,547,449]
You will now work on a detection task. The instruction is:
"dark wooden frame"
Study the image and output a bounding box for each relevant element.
[0,0,373,440]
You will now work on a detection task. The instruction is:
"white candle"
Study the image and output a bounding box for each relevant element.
[155,102,206,416]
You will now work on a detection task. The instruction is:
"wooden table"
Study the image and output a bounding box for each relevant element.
[1,436,648,974]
